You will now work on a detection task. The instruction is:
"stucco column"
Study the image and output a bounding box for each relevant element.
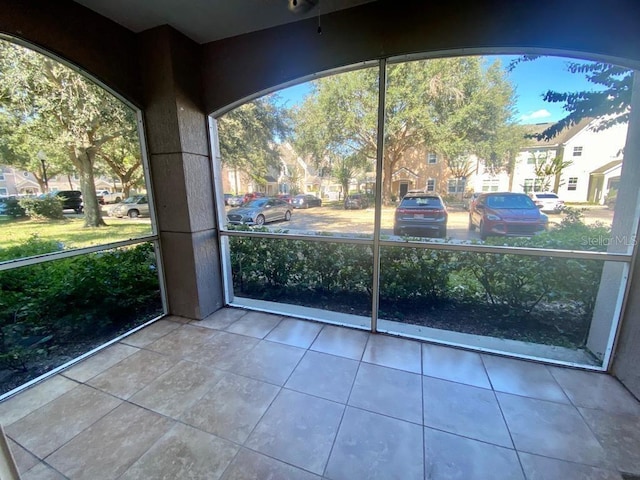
[611,73,640,399]
[139,26,223,319]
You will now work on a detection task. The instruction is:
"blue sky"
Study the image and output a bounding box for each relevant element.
[277,55,606,125]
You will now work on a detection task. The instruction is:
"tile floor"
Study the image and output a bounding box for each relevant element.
[1,308,639,480]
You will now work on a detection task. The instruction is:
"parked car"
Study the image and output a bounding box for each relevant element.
[227,197,292,226]
[53,190,83,213]
[292,194,322,209]
[463,192,481,211]
[224,193,233,205]
[242,192,265,204]
[96,190,123,205]
[108,195,149,218]
[277,194,293,204]
[345,194,369,210]
[393,193,448,238]
[528,192,565,213]
[469,192,548,240]
[227,195,244,207]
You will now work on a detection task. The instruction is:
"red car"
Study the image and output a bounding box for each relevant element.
[242,192,265,204]
[469,192,548,240]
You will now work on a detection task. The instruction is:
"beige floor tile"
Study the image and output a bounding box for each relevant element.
[225,311,282,339]
[265,318,323,348]
[519,452,623,480]
[47,403,173,480]
[221,449,321,480]
[227,340,305,385]
[424,427,524,480]
[185,331,259,370]
[349,362,423,424]
[362,334,422,374]
[310,325,369,360]
[326,406,424,480]
[580,407,640,474]
[62,343,139,383]
[285,350,359,403]
[422,343,491,389]
[6,384,121,459]
[145,324,218,358]
[130,360,225,418]
[120,319,182,348]
[423,376,512,447]
[196,308,247,330]
[483,355,570,403]
[0,376,78,427]
[9,438,39,474]
[87,349,175,399]
[119,423,238,480]
[549,366,640,416]
[497,392,610,467]
[181,372,279,444]
[246,389,344,475]
[22,463,67,480]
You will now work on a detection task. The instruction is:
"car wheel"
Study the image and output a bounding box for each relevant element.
[393,227,401,236]
[115,197,122,203]
[479,221,488,240]
[468,215,476,231]
[439,228,446,239]
[128,209,140,219]
[75,207,83,214]
[318,200,322,207]
[284,210,291,221]
[255,214,265,226]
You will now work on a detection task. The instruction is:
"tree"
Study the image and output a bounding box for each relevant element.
[508,57,633,140]
[530,151,572,192]
[293,58,519,204]
[331,153,369,207]
[0,40,137,227]
[96,131,144,198]
[217,96,290,189]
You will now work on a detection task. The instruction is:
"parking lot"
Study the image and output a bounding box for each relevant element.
[228,202,614,241]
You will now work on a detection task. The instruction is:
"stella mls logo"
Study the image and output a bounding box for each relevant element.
[581,235,638,247]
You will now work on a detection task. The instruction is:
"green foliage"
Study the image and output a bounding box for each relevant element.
[230,215,609,341]
[19,196,64,219]
[293,58,519,204]
[0,240,161,372]
[2,197,26,218]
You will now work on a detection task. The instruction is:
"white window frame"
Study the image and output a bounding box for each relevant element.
[568,177,578,191]
[426,178,436,192]
[573,146,583,157]
[427,152,437,164]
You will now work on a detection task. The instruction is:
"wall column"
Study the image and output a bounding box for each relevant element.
[611,73,640,399]
[139,26,223,320]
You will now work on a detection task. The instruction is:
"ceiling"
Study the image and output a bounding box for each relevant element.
[73,0,375,44]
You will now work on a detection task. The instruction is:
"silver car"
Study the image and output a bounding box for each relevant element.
[227,197,292,226]
[108,195,150,218]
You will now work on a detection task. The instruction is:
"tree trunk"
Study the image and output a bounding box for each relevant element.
[77,151,106,227]
[382,156,394,206]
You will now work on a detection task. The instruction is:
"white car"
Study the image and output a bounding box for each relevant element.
[528,192,565,213]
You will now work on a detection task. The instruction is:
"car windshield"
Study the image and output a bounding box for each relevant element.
[486,195,535,209]
[400,197,443,207]
[123,196,143,204]
[535,194,558,199]
[247,199,268,208]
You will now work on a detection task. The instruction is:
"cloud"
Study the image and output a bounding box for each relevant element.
[520,109,552,121]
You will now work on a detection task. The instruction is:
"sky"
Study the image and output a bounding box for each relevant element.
[276,54,608,125]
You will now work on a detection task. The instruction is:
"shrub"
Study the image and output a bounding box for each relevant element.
[19,196,64,219]
[3,197,26,218]
[0,240,160,371]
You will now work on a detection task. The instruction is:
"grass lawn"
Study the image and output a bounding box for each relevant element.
[0,215,153,252]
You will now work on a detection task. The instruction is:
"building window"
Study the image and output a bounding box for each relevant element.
[0,172,4,181]
[527,156,536,165]
[573,146,583,157]
[523,178,545,193]
[568,177,578,191]
[482,179,500,192]
[448,178,466,194]
[426,179,435,192]
[427,152,437,164]
[0,188,7,195]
